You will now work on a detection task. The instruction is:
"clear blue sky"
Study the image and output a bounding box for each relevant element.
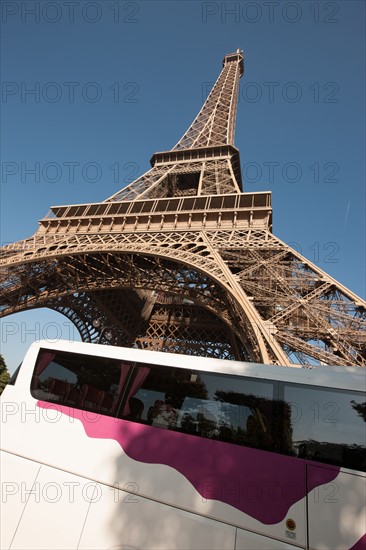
[1,0,365,373]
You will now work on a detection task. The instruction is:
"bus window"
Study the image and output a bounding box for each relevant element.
[122,364,276,451]
[31,349,133,416]
[283,384,366,471]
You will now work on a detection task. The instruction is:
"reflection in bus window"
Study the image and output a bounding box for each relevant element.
[123,365,275,450]
[31,349,133,417]
[284,384,366,471]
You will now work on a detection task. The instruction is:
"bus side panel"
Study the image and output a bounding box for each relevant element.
[15,412,309,548]
[1,386,29,454]
[16,400,310,547]
[78,482,237,550]
[307,464,366,550]
[0,452,41,550]
[9,464,93,550]
[235,527,303,549]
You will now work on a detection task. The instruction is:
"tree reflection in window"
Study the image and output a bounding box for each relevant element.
[284,385,366,471]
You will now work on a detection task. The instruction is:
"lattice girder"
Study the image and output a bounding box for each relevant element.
[1,222,364,366]
[105,50,244,202]
[219,238,366,366]
[0,247,260,360]
[106,153,242,202]
[0,223,290,364]
[173,50,244,150]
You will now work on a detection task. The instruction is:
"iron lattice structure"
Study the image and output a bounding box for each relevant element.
[1,50,365,367]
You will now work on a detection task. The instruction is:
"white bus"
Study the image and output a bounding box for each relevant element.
[1,340,365,550]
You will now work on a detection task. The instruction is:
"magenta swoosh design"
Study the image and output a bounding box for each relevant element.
[37,401,340,524]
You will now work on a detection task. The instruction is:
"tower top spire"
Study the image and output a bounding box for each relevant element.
[223,49,244,76]
[172,49,244,151]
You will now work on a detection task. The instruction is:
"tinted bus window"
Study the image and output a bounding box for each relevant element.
[122,364,276,450]
[30,348,366,471]
[283,384,366,471]
[31,349,133,416]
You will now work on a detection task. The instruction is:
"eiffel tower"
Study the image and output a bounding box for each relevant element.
[1,50,365,367]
